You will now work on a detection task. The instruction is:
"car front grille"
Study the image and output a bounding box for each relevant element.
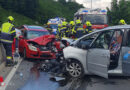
[40,54,52,57]
[39,46,50,51]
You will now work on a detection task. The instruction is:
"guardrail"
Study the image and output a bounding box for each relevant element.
[0,43,6,65]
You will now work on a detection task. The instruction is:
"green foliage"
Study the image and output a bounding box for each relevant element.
[0,0,38,19]
[37,0,83,23]
[0,0,83,26]
[107,0,130,25]
[0,6,35,26]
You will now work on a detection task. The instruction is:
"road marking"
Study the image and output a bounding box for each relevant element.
[0,62,5,72]
[0,58,22,90]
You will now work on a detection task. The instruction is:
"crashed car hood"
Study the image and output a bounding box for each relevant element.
[62,37,75,44]
[27,35,55,45]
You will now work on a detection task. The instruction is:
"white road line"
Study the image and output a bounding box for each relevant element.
[0,58,22,90]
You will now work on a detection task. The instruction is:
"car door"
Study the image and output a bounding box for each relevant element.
[122,29,130,75]
[19,30,27,52]
[87,30,114,78]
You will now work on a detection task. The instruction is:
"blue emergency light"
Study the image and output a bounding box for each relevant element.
[82,10,88,13]
[101,10,106,13]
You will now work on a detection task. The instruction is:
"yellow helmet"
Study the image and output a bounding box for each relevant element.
[76,19,81,24]
[86,21,92,26]
[69,21,75,25]
[8,16,14,21]
[119,19,126,25]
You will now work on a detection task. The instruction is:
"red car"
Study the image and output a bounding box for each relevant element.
[18,25,58,60]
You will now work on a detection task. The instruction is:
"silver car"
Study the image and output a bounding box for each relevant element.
[63,25,130,78]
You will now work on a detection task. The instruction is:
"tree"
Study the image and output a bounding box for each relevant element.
[107,0,130,25]
[0,0,83,24]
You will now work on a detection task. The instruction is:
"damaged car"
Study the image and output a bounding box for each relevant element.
[18,25,58,60]
[63,25,130,78]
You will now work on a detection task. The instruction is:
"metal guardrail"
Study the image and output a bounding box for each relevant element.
[0,43,6,65]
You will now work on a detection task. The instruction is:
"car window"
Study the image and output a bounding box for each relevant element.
[110,30,123,54]
[77,32,99,48]
[91,30,114,49]
[15,29,22,37]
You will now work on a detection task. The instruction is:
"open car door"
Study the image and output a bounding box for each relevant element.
[122,47,130,75]
[122,29,130,75]
[87,49,110,78]
[86,30,115,78]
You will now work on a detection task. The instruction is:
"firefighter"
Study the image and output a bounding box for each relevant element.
[119,19,127,25]
[74,19,84,38]
[57,24,62,39]
[85,21,92,34]
[69,21,75,38]
[0,16,16,67]
[46,23,53,34]
[60,21,68,38]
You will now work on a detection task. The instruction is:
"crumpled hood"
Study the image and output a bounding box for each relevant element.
[27,35,55,45]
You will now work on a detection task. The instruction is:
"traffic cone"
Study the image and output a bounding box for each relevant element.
[0,76,5,87]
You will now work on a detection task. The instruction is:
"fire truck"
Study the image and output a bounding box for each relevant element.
[74,8,108,30]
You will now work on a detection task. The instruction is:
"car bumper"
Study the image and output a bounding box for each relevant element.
[26,50,56,60]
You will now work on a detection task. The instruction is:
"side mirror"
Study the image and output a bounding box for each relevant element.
[19,35,24,39]
[81,44,90,49]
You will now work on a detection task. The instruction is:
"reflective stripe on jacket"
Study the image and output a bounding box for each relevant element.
[86,26,92,33]
[75,25,84,31]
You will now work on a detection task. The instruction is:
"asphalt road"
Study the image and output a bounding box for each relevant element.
[1,59,130,90]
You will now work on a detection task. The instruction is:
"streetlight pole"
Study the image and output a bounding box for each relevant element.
[91,0,92,9]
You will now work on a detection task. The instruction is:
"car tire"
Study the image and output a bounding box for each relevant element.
[66,59,84,78]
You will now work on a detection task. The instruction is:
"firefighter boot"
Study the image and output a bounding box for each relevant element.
[6,60,15,67]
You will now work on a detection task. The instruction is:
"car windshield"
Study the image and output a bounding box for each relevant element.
[27,30,50,39]
[27,26,45,30]
[83,14,107,24]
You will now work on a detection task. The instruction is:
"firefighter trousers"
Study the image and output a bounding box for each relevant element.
[2,42,12,61]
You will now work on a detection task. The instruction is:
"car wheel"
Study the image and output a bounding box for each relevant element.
[66,59,84,78]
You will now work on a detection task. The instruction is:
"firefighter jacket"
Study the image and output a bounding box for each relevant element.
[0,22,16,43]
[85,26,92,34]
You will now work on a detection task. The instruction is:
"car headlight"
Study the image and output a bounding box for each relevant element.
[28,44,38,51]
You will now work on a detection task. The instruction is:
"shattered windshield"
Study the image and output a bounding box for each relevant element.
[27,30,50,39]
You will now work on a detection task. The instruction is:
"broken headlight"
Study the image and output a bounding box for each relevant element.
[28,44,38,51]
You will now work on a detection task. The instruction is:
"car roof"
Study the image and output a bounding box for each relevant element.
[23,25,47,31]
[92,25,130,34]
[78,25,130,40]
[102,25,130,30]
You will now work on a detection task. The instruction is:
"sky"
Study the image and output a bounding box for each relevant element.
[76,0,112,9]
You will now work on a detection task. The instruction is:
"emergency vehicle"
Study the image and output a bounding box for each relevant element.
[74,8,108,30]
[47,17,64,34]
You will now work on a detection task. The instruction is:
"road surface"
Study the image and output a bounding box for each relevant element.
[0,58,130,90]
